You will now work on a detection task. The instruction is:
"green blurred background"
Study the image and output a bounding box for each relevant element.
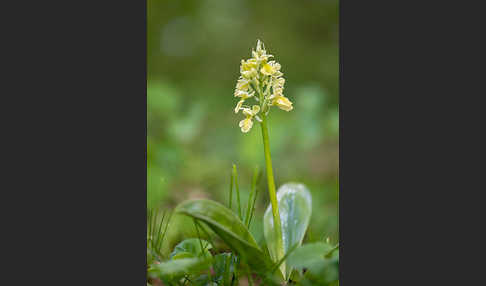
[147,0,338,255]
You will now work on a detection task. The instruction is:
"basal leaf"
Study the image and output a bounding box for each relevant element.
[175,199,272,273]
[148,257,212,278]
[263,183,312,279]
[287,242,334,269]
[288,242,339,286]
[170,238,212,259]
[299,257,339,286]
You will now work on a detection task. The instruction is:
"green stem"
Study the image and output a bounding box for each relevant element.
[260,116,284,263]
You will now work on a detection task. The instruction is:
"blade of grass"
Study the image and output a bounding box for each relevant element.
[228,169,233,209]
[154,210,161,249]
[161,211,172,241]
[194,219,213,283]
[247,188,259,228]
[193,219,207,258]
[148,209,157,253]
[232,164,242,220]
[194,220,215,252]
[152,209,158,239]
[149,209,171,260]
[248,169,262,228]
[149,209,155,245]
[244,166,259,227]
[147,210,152,244]
[155,211,166,255]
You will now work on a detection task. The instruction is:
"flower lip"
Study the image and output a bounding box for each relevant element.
[239,117,253,133]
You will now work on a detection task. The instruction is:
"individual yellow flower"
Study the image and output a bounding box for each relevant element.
[268,85,283,100]
[241,59,258,72]
[240,105,257,116]
[260,61,281,76]
[236,78,250,91]
[240,59,258,79]
[252,105,260,114]
[234,90,254,99]
[241,69,257,79]
[273,96,293,111]
[260,63,274,76]
[239,117,253,133]
[242,105,260,116]
[238,105,260,131]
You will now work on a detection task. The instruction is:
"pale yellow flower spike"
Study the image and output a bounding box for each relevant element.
[233,40,292,133]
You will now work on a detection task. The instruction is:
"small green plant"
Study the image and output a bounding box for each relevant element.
[147,40,339,286]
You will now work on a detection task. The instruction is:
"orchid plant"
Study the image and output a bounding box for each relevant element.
[147,40,339,286]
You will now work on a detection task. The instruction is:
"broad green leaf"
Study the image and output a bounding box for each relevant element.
[170,238,212,260]
[287,242,334,269]
[175,199,272,272]
[287,243,339,286]
[263,183,312,279]
[298,257,339,286]
[148,257,212,278]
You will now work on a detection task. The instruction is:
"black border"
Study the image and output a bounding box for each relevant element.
[3,1,147,284]
[339,0,481,284]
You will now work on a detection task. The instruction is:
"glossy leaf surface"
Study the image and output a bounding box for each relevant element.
[263,183,312,279]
